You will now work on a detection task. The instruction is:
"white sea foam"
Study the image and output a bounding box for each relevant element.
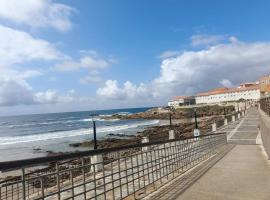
[117,112,131,115]
[81,118,120,122]
[4,117,119,129]
[99,114,113,117]
[0,120,159,146]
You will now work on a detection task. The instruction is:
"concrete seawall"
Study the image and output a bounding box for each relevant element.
[259,109,270,159]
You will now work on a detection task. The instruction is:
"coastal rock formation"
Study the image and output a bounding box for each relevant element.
[102,105,235,120]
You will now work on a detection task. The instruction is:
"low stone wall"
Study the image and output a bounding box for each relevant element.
[259,109,270,159]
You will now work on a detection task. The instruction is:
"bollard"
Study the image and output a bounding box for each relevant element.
[193,128,200,137]
[242,111,245,117]
[141,136,149,151]
[238,113,241,119]
[232,115,235,122]
[224,118,228,126]
[169,130,175,140]
[212,123,217,132]
[91,154,103,172]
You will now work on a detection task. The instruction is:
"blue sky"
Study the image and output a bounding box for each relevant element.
[0,0,270,115]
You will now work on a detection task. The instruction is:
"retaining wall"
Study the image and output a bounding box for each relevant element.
[259,109,270,159]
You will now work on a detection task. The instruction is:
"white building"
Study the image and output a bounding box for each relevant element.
[168,96,196,107]
[195,84,260,104]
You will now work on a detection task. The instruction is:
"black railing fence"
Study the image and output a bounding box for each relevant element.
[0,133,228,200]
[260,97,270,116]
[0,110,244,200]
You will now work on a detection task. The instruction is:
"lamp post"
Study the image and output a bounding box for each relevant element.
[194,109,198,129]
[193,109,200,137]
[90,114,98,150]
[223,107,227,118]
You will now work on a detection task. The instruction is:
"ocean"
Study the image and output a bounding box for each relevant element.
[0,107,160,162]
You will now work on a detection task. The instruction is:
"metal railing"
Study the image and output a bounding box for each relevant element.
[260,97,270,116]
[0,133,227,200]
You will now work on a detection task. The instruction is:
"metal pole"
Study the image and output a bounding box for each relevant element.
[169,113,172,130]
[93,120,97,150]
[224,107,226,117]
[194,110,198,129]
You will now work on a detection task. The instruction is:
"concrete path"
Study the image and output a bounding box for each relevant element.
[175,108,270,200]
[176,145,270,200]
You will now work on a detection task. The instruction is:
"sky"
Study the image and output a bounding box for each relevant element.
[0,0,270,116]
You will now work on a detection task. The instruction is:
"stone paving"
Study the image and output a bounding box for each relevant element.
[151,107,270,200]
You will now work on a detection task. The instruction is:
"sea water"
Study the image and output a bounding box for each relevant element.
[0,107,159,161]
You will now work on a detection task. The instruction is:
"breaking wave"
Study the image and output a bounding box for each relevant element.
[0,120,159,146]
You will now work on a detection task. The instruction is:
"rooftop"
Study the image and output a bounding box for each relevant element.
[197,84,259,97]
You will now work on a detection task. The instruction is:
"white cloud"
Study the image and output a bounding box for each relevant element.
[158,50,180,59]
[34,89,76,104]
[0,24,71,107]
[54,54,112,72]
[0,75,77,106]
[191,34,225,47]
[154,38,270,97]
[0,0,75,31]
[219,79,233,87]
[97,80,149,100]
[97,37,270,104]
[0,78,34,106]
[0,25,62,66]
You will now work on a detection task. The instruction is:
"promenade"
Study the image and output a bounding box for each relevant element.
[148,108,270,200]
[1,107,270,200]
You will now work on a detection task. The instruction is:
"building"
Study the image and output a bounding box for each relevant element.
[168,75,269,106]
[168,96,196,107]
[195,83,260,104]
[259,75,270,96]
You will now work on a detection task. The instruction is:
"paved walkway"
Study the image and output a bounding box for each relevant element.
[148,108,270,200]
[176,108,270,200]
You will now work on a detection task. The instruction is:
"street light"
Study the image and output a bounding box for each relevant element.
[193,109,200,137]
[194,109,198,129]
[90,114,98,150]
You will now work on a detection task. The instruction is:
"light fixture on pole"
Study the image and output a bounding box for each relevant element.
[90,114,98,150]
[193,109,200,137]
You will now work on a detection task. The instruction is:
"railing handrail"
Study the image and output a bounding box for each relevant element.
[0,132,226,172]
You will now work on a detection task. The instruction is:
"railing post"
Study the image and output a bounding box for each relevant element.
[169,130,175,140]
[82,158,87,200]
[212,123,217,132]
[224,118,228,126]
[141,136,149,151]
[40,177,44,199]
[22,168,26,200]
[56,162,61,200]
[232,115,236,122]
[91,154,103,172]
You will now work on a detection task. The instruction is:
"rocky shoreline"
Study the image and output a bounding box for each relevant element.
[1,105,234,182]
[103,105,235,120]
[45,105,234,156]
